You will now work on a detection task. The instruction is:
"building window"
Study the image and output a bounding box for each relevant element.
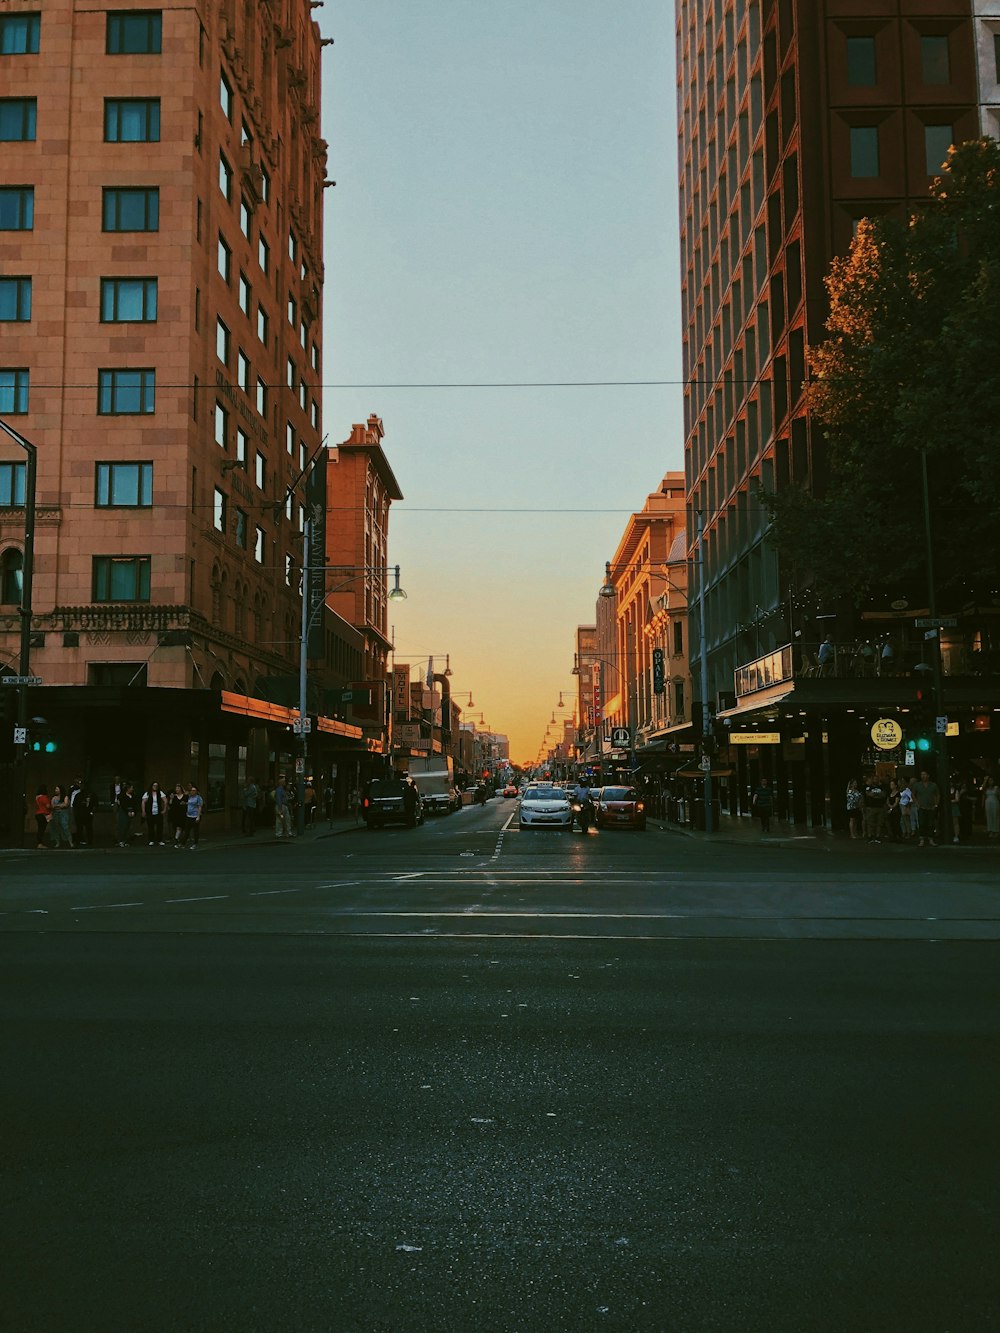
[921,34,949,86]
[311,343,319,371]
[298,381,307,411]
[257,304,268,344]
[285,554,295,586]
[0,98,37,141]
[260,165,270,204]
[287,294,296,326]
[104,98,160,142]
[217,235,231,282]
[106,10,161,54]
[995,33,1000,82]
[286,357,296,390]
[256,377,267,416]
[286,422,295,455]
[92,555,151,602]
[0,278,31,321]
[284,491,293,521]
[240,196,251,238]
[254,528,265,563]
[673,681,685,717]
[214,402,228,449]
[0,13,41,55]
[310,400,319,429]
[258,235,269,274]
[237,350,250,394]
[1,549,23,603]
[845,35,876,87]
[925,124,953,175]
[673,620,683,656]
[100,277,157,322]
[95,461,153,507]
[849,125,879,178]
[0,461,27,507]
[0,369,29,414]
[235,507,248,549]
[213,487,226,532]
[0,187,33,231]
[288,230,297,263]
[220,70,233,121]
[103,186,158,231]
[97,368,155,414]
[254,451,266,490]
[236,427,248,467]
[216,318,230,366]
[219,152,232,202]
[238,272,251,315]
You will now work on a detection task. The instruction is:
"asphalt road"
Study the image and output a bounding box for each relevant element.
[2,802,998,1331]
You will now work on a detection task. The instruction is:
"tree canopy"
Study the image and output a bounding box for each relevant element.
[765,137,1000,610]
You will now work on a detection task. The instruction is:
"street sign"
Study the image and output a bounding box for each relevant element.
[699,755,712,771]
[935,716,948,734]
[0,675,42,686]
[13,726,26,745]
[904,750,915,766]
[914,617,957,628]
[292,717,312,734]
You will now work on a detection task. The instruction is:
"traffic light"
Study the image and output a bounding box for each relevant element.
[905,734,932,753]
[31,738,58,753]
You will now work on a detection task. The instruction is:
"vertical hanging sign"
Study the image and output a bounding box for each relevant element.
[652,646,665,694]
[591,662,602,724]
[305,448,328,659]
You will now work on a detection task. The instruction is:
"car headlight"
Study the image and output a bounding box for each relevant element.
[636,803,644,812]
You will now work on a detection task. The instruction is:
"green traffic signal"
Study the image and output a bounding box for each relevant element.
[905,736,932,752]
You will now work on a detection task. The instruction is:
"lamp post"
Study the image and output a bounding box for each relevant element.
[297,513,406,834]
[0,416,37,847]
[919,449,949,800]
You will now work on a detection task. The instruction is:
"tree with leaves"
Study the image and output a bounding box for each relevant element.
[766,137,1000,611]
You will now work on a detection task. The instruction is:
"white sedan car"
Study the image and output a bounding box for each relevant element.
[518,785,573,829]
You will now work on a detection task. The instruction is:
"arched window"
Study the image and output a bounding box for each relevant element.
[0,549,23,604]
[209,669,225,691]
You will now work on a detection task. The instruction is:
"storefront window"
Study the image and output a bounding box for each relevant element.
[207,742,226,811]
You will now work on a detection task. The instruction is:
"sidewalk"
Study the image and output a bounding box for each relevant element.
[655,812,999,854]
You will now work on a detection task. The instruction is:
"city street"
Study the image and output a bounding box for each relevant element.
[2,801,999,1331]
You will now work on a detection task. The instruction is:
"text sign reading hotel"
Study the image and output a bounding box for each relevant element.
[730,732,781,745]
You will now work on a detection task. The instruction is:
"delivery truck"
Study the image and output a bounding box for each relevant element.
[406,755,458,815]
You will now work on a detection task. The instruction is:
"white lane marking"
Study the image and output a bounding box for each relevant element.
[164,894,229,903]
[249,888,302,897]
[74,902,145,910]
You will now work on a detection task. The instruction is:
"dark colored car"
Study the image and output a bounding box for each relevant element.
[594,785,646,830]
[362,777,424,829]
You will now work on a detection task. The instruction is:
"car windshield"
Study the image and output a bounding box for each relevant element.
[527,788,565,802]
[367,780,404,798]
[602,787,637,802]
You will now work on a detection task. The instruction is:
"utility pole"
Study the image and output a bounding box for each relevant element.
[920,449,949,797]
[296,517,310,836]
[1,418,37,848]
[697,510,714,834]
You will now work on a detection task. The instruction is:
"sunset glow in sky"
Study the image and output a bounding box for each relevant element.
[323,3,684,761]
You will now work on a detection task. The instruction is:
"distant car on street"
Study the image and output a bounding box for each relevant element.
[518,785,573,830]
[502,783,518,798]
[362,778,424,829]
[594,785,646,831]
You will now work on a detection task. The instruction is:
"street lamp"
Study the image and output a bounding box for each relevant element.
[297,513,406,833]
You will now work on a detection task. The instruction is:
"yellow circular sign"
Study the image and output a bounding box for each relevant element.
[871,718,903,750]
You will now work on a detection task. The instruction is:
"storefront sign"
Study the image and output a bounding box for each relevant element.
[729,731,781,745]
[871,718,903,750]
[392,665,410,718]
[652,647,665,694]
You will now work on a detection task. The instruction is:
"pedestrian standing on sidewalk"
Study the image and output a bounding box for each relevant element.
[912,769,940,847]
[34,784,51,849]
[751,777,774,834]
[115,782,137,847]
[168,782,188,845]
[898,779,915,840]
[846,778,863,839]
[142,781,167,845]
[862,772,888,844]
[50,785,73,848]
[274,775,292,838]
[241,777,259,836]
[74,781,95,848]
[183,784,204,848]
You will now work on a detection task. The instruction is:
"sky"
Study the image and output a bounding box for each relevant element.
[320,2,683,763]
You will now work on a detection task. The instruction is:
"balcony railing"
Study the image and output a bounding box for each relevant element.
[735,639,999,699]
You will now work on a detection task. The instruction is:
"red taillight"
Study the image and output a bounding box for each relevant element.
[363,798,369,809]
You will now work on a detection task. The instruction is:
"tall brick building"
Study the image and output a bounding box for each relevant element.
[0,0,361,829]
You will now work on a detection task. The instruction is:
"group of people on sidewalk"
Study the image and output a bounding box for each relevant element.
[846,770,1000,846]
[33,778,205,850]
[747,769,1000,844]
